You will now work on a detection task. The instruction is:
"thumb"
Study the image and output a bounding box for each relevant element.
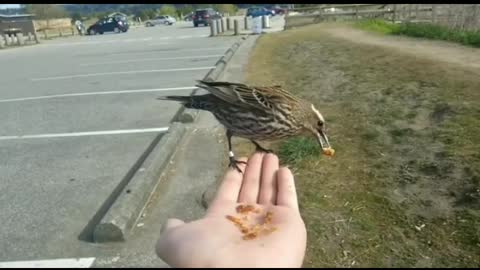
[161,218,185,233]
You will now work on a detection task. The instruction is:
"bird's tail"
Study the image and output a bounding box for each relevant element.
[157,95,191,103]
[157,94,212,111]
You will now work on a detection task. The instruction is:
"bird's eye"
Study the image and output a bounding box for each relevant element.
[318,121,323,127]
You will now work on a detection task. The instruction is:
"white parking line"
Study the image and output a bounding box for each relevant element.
[0,257,96,268]
[109,47,230,56]
[145,42,171,46]
[0,127,169,140]
[80,55,223,66]
[31,66,215,81]
[48,40,117,46]
[45,35,206,46]
[178,35,195,39]
[0,86,196,103]
[175,47,230,52]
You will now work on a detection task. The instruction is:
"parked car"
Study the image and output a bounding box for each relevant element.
[87,17,128,35]
[145,15,176,26]
[246,7,275,18]
[272,7,286,15]
[192,8,221,27]
[265,7,276,16]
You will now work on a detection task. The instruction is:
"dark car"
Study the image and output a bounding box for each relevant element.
[247,7,275,18]
[273,7,286,15]
[87,17,129,35]
[193,8,221,27]
[265,5,286,15]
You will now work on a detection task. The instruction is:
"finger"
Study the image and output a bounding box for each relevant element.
[160,218,185,234]
[238,152,265,203]
[276,167,299,212]
[208,157,248,211]
[258,153,279,205]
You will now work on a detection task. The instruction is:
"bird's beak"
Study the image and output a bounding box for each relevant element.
[316,130,331,149]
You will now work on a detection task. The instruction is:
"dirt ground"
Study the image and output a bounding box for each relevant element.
[236,23,480,267]
[324,24,480,70]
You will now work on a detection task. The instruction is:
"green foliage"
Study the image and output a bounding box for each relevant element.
[214,4,238,15]
[356,19,480,48]
[394,22,480,48]
[24,4,68,19]
[158,4,176,17]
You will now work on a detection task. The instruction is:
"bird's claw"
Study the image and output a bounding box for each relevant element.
[229,158,247,173]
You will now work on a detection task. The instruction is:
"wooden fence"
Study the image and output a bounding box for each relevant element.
[33,18,76,40]
[285,4,480,31]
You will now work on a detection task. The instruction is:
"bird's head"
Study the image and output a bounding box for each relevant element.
[305,104,330,149]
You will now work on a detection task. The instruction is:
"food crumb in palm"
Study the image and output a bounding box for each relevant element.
[236,204,256,214]
[265,211,273,223]
[243,232,258,240]
[264,227,277,235]
[226,204,278,240]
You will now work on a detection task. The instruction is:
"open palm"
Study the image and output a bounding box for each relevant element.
[156,153,307,268]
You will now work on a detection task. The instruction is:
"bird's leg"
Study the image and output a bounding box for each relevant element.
[226,130,247,173]
[250,140,274,154]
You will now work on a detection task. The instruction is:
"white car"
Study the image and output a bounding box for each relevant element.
[145,15,176,26]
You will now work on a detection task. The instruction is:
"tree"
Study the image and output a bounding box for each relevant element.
[177,5,194,18]
[144,9,157,19]
[24,4,68,19]
[70,12,82,22]
[215,4,238,16]
[195,4,213,9]
[96,12,109,20]
[158,4,176,17]
[134,10,149,21]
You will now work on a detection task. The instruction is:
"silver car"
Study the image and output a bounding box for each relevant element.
[145,15,176,26]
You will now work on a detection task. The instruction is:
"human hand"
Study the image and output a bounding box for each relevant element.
[156,152,307,268]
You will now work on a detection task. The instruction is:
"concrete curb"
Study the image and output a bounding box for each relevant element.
[93,123,185,242]
[92,35,251,243]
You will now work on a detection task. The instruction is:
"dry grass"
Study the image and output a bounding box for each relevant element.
[236,23,480,267]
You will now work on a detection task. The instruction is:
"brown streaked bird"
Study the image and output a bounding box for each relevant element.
[158,80,332,172]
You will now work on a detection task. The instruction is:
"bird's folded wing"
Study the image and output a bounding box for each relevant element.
[196,80,299,110]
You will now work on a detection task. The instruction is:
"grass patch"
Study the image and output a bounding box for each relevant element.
[278,137,318,166]
[355,19,400,34]
[244,23,480,267]
[355,19,480,48]
[394,23,480,47]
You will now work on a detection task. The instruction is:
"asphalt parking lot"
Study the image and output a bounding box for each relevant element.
[0,21,241,264]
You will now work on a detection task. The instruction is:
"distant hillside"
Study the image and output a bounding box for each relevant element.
[0,4,274,17]
[61,4,254,15]
[62,4,168,15]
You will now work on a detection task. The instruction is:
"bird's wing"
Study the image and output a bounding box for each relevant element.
[195,80,300,110]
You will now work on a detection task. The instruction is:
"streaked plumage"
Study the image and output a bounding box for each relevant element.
[158,80,331,172]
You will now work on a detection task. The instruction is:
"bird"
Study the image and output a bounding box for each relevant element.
[157,80,333,172]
